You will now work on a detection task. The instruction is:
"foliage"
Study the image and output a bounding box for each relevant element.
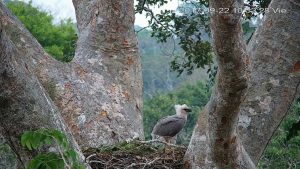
[258,100,300,168]
[141,1,213,75]
[143,81,210,144]
[6,1,77,62]
[206,65,217,90]
[21,129,84,169]
[137,26,209,99]
[248,0,272,10]
[137,0,269,75]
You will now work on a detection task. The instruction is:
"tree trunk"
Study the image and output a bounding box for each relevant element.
[67,0,143,147]
[0,0,143,150]
[185,0,300,168]
[40,0,143,148]
[237,0,300,164]
[0,3,85,168]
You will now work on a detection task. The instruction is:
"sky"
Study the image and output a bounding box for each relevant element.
[22,0,181,27]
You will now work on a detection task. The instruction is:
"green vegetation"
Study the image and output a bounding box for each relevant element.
[143,81,211,144]
[137,26,195,98]
[7,1,205,98]
[142,1,213,75]
[6,1,77,62]
[259,100,300,168]
[6,1,300,168]
[138,0,264,75]
[21,129,84,169]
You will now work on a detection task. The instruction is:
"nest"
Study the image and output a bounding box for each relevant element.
[83,140,187,169]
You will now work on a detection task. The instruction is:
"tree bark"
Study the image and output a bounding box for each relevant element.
[66,0,143,147]
[185,0,248,168]
[185,0,300,168]
[0,0,143,150]
[237,0,300,164]
[0,3,85,168]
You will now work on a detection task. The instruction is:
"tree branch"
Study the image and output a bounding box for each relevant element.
[137,0,147,13]
[238,0,300,164]
[186,0,248,168]
[143,7,177,35]
[0,3,88,167]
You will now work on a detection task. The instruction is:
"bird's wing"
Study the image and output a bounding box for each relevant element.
[157,115,181,125]
[152,115,186,137]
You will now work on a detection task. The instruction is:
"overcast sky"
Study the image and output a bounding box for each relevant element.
[22,0,181,27]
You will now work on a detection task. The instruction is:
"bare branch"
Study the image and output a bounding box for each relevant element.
[135,26,151,33]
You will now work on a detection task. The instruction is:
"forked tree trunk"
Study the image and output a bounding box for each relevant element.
[185,0,300,168]
[0,0,143,153]
[0,3,85,168]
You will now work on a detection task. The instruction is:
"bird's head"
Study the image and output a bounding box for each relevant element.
[175,104,192,116]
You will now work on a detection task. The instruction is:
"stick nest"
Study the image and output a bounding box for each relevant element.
[83,140,187,169]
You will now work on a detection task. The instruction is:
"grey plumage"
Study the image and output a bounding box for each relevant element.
[152,115,186,137]
[151,104,191,143]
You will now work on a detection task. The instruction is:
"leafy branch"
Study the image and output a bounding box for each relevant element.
[21,128,85,169]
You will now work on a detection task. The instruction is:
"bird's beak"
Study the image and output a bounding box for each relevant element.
[184,108,192,112]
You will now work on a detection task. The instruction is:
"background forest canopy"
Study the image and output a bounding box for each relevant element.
[2,0,300,168]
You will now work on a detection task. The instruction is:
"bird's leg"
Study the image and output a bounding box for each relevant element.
[164,137,171,154]
[165,137,170,144]
[171,136,176,158]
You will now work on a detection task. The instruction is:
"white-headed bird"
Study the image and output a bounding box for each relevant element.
[152,104,191,143]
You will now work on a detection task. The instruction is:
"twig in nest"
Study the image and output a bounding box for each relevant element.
[138,139,186,149]
[142,157,161,169]
[125,157,161,169]
[85,153,97,162]
[89,160,106,165]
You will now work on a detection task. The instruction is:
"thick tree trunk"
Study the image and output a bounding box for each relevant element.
[68,0,143,147]
[0,3,85,168]
[184,0,248,168]
[38,0,143,148]
[237,0,300,164]
[0,0,143,150]
[185,0,300,168]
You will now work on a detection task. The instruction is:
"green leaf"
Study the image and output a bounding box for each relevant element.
[27,158,43,169]
[21,131,31,147]
[29,153,64,169]
[65,149,78,162]
[73,164,86,169]
[51,130,69,149]
[21,129,84,169]
[44,137,52,145]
